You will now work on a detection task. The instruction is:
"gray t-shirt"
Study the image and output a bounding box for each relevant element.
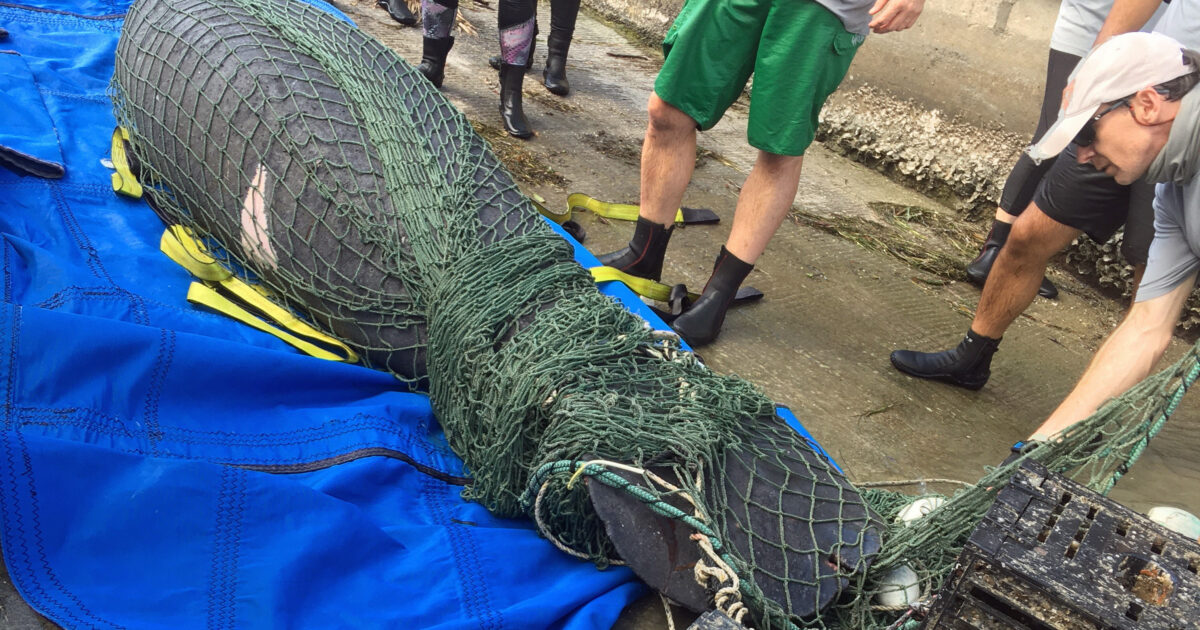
[815,0,877,37]
[1136,89,1200,302]
[1137,183,1200,301]
[1153,0,1200,48]
[1051,0,1169,57]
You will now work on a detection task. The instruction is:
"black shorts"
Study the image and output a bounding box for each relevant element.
[1032,143,1156,265]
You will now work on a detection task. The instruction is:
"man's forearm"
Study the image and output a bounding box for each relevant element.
[1032,277,1196,441]
[1094,0,1162,48]
[1031,320,1168,440]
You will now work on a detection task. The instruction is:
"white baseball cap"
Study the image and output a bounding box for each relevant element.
[1028,32,1195,162]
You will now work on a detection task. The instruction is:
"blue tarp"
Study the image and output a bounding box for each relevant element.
[0,1,834,627]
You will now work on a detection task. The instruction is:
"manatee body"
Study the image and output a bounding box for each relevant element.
[114,0,540,384]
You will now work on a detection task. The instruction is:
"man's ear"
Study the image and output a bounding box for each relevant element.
[1130,86,1170,124]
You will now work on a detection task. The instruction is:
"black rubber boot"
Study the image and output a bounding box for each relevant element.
[416,36,454,89]
[542,30,571,96]
[596,216,675,281]
[966,220,1058,299]
[671,247,754,347]
[378,0,417,25]
[499,62,533,139]
[889,328,1001,390]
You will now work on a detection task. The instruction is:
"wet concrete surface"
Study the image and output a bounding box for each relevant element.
[4,2,1198,627]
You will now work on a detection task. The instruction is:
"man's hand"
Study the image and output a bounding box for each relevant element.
[868,0,925,34]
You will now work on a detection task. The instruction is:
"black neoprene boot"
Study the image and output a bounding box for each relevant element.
[498,63,533,138]
[416,37,454,89]
[378,0,417,25]
[967,220,1058,299]
[542,30,571,96]
[890,328,1001,390]
[596,217,674,282]
[671,247,754,347]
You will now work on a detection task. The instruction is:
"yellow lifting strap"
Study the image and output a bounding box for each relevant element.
[110,127,143,199]
[160,226,359,363]
[588,266,704,303]
[530,192,707,225]
[528,193,570,225]
[566,193,692,224]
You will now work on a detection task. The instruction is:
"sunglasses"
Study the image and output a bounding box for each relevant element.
[1072,98,1131,147]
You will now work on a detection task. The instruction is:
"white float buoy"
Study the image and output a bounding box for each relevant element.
[873,565,921,607]
[1147,506,1200,539]
[894,496,945,526]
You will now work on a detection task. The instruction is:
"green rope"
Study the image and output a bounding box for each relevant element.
[1102,354,1200,493]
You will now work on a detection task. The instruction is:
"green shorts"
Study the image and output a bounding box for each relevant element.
[655,0,863,156]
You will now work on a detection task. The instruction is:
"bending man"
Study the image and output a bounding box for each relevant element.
[1021,32,1200,444]
[890,0,1188,390]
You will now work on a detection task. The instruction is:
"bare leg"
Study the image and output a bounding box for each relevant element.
[891,202,1080,389]
[995,207,1018,223]
[639,94,698,227]
[725,150,804,264]
[972,203,1081,338]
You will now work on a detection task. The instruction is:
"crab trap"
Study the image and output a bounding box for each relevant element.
[922,460,1200,629]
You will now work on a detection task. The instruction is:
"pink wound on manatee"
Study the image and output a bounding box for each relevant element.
[240,163,278,270]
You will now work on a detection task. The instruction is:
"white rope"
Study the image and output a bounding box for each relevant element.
[692,533,749,626]
[532,478,626,565]
[661,594,676,630]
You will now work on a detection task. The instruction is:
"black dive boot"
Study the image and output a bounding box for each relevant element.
[542,30,571,96]
[890,328,1001,390]
[378,0,417,25]
[416,37,454,89]
[499,63,533,139]
[671,247,753,347]
[966,220,1058,299]
[596,216,674,281]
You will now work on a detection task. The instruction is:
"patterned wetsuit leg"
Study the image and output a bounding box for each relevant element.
[498,0,537,66]
[422,0,458,39]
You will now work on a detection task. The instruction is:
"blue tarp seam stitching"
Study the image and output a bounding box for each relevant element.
[206,466,244,630]
[6,431,123,628]
[38,88,112,105]
[141,328,174,455]
[14,406,468,477]
[3,242,13,305]
[3,304,15,430]
[31,286,263,327]
[0,3,124,22]
[424,475,505,630]
[0,180,114,196]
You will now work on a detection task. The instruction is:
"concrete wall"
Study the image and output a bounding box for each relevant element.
[583,0,1061,133]
[846,0,1058,132]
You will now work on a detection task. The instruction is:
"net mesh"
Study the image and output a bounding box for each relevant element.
[110,1,1191,628]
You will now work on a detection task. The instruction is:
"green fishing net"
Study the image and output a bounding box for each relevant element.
[111,1,1191,627]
